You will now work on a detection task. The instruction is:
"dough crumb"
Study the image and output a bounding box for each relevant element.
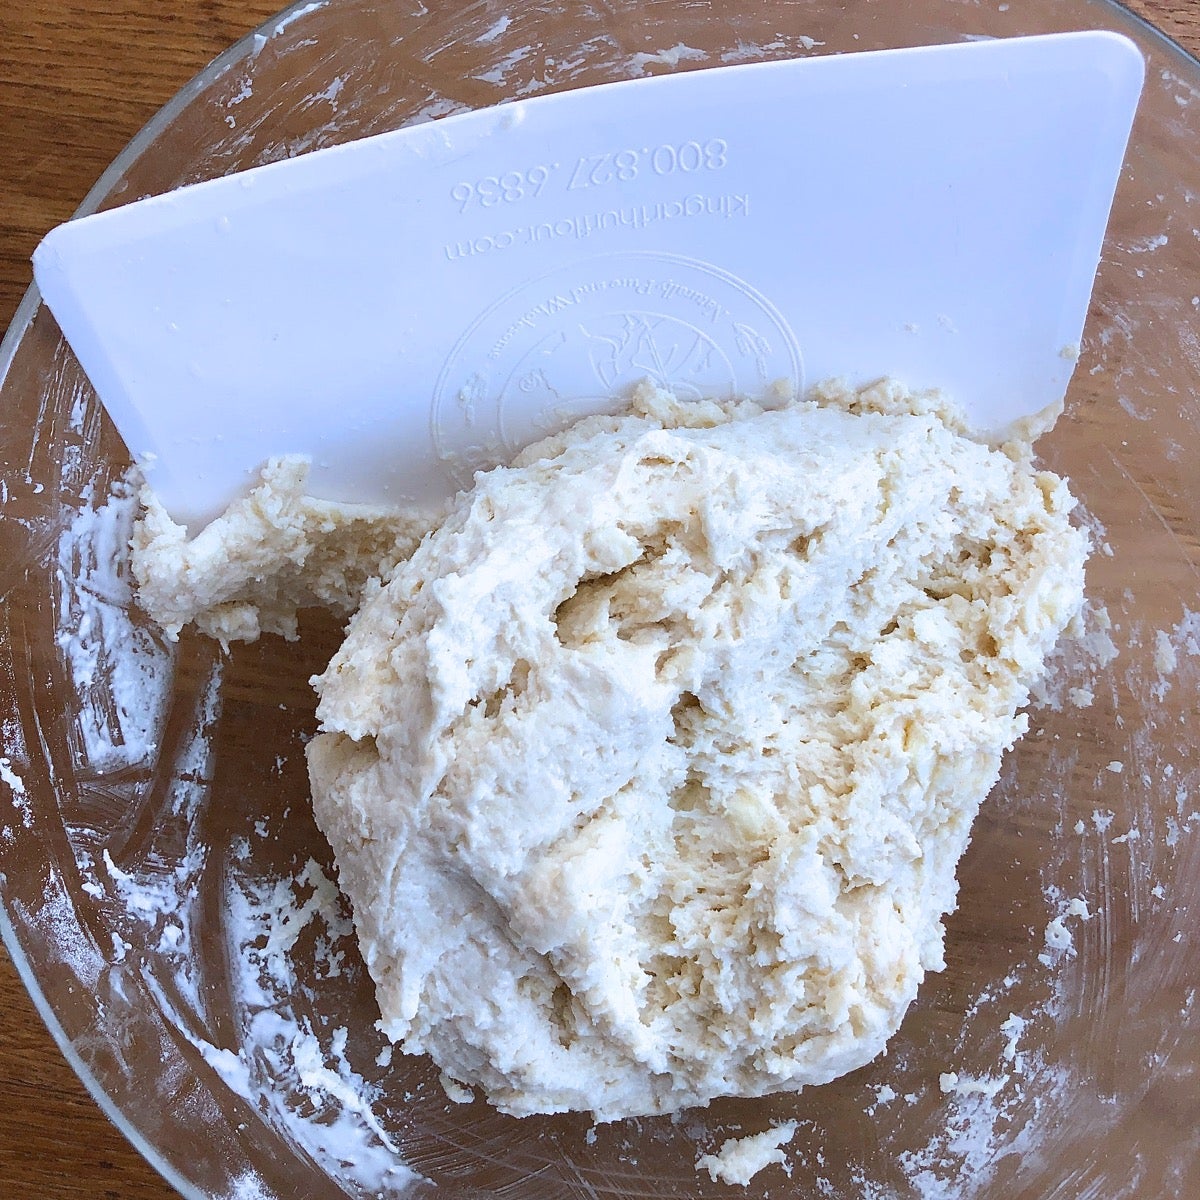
[1153,628,1178,676]
[438,1073,475,1105]
[1000,1012,1027,1069]
[696,1121,798,1186]
[1042,897,1092,958]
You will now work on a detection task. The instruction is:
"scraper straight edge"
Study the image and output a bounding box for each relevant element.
[33,31,1144,531]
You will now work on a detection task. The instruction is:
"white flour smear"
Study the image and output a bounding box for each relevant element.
[215,851,423,1194]
[54,486,426,1197]
[89,833,425,1197]
[55,476,174,773]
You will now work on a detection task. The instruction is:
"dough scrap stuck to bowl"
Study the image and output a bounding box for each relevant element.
[306,379,1089,1120]
[131,456,441,646]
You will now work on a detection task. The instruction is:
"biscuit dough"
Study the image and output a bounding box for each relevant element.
[131,456,439,645]
[303,380,1088,1120]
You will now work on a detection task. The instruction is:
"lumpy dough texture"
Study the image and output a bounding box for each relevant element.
[131,456,439,646]
[306,381,1088,1120]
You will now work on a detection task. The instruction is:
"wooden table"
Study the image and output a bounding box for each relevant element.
[1,2,1196,1196]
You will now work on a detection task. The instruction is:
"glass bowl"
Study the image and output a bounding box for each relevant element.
[1,1,1198,1197]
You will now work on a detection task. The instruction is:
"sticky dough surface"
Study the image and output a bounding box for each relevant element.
[306,381,1087,1119]
[131,457,438,645]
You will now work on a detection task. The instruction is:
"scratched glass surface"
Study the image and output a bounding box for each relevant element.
[1,1,1198,1198]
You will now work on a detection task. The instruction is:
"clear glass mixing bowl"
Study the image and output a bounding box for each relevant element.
[1,2,1198,1197]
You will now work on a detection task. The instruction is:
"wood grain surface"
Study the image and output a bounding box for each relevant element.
[1,2,1196,1197]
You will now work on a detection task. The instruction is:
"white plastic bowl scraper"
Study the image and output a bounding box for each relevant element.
[33,30,1144,531]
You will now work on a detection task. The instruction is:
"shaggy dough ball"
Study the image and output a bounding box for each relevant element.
[307,381,1087,1120]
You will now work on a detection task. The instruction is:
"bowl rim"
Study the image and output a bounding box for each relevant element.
[1,2,1198,1198]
